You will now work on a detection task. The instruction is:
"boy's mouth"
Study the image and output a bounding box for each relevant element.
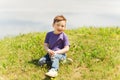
[57,29,63,32]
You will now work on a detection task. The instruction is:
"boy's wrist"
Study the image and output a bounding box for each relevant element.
[47,49,50,52]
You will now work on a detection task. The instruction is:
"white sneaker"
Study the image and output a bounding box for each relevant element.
[45,69,58,77]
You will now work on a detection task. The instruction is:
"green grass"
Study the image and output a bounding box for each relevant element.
[0,27,120,80]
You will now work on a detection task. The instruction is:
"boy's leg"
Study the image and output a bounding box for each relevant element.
[51,54,66,71]
[38,53,51,66]
[45,54,66,77]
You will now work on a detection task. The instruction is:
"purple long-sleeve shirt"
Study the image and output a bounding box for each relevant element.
[44,31,69,51]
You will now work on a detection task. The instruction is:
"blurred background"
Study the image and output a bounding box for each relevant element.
[0,0,120,38]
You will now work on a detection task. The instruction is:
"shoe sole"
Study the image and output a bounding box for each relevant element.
[45,73,58,77]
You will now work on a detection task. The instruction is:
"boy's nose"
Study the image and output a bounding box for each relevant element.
[58,26,62,29]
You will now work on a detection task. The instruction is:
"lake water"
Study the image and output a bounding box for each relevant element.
[0,0,120,39]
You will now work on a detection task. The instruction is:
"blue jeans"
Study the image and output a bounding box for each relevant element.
[38,53,66,70]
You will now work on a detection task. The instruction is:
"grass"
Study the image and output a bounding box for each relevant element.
[0,27,120,80]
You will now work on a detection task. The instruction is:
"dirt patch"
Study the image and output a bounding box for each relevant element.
[0,76,8,80]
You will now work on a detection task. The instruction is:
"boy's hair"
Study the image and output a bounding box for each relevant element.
[53,15,67,24]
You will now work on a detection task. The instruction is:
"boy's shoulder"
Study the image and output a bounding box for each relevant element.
[62,32,67,36]
[62,32,68,38]
[47,31,53,34]
[59,32,68,40]
[46,31,54,36]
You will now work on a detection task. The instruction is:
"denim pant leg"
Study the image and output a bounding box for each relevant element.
[38,53,51,66]
[51,54,66,71]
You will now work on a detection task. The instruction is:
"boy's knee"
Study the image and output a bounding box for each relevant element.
[53,54,66,61]
[38,58,46,66]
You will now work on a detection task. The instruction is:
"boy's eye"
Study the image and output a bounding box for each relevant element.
[57,24,60,26]
[61,25,65,27]
[56,24,65,27]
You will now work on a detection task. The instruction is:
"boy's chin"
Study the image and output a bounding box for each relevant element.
[54,31,63,34]
[57,31,63,33]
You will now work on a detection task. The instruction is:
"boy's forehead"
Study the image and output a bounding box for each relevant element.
[55,21,66,24]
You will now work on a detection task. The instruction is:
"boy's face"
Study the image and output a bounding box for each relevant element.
[53,21,66,34]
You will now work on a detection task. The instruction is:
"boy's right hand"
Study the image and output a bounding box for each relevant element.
[47,49,55,57]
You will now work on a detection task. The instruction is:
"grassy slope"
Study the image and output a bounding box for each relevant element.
[0,27,120,80]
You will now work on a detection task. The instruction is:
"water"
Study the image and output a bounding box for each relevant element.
[0,0,120,39]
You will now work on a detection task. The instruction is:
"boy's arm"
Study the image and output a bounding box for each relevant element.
[44,43,49,52]
[54,46,69,54]
[44,43,55,56]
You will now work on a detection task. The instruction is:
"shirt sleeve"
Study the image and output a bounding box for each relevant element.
[44,32,49,44]
[63,34,70,46]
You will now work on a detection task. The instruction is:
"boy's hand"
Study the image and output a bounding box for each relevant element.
[47,49,55,56]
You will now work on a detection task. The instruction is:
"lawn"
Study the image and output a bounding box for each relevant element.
[0,27,120,80]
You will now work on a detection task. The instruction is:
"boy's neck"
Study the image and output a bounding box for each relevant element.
[53,31,63,35]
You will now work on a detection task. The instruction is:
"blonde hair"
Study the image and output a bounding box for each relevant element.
[53,15,67,24]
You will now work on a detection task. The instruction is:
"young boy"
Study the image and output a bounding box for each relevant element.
[38,15,69,77]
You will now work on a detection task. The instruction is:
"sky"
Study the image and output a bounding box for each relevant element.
[0,0,120,38]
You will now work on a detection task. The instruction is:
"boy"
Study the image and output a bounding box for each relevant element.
[38,15,70,77]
